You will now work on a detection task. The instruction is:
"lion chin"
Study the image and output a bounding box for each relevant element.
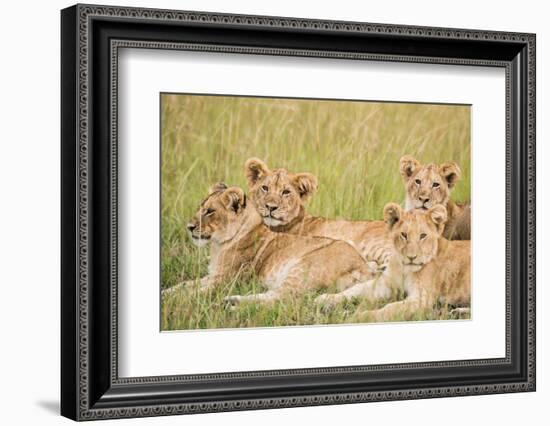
[191,237,210,248]
[403,263,424,273]
[263,217,284,227]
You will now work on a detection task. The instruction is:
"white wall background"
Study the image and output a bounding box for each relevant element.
[0,0,546,424]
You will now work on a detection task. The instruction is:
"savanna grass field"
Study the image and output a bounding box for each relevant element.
[161,94,471,331]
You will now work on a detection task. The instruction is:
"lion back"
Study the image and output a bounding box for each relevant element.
[444,203,471,240]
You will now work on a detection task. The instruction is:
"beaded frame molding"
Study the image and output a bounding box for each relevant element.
[61,3,536,421]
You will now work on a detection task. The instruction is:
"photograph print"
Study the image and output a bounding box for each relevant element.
[160,94,471,331]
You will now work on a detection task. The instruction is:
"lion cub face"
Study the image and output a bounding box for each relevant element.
[384,203,447,272]
[400,155,461,211]
[186,183,247,246]
[245,158,317,228]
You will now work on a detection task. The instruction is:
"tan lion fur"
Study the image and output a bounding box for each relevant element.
[400,155,470,240]
[163,184,377,304]
[316,203,470,322]
[245,157,391,272]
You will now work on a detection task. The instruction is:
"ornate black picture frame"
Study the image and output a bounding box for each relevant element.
[61,3,536,421]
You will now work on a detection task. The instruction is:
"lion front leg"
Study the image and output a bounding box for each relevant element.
[161,279,195,297]
[354,296,429,323]
[224,273,305,307]
[315,276,393,307]
[224,290,281,307]
[162,276,219,298]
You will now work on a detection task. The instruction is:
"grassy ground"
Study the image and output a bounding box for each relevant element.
[161,94,471,331]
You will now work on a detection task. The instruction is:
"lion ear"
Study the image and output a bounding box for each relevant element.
[383,203,402,230]
[439,161,461,188]
[208,182,228,194]
[399,155,420,180]
[428,204,448,233]
[293,173,318,200]
[221,187,247,213]
[245,158,270,187]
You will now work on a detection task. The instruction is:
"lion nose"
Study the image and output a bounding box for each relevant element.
[266,204,278,212]
[418,196,430,203]
[407,255,417,262]
[187,223,196,232]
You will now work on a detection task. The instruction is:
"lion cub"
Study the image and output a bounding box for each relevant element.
[400,155,470,240]
[164,183,376,304]
[245,157,391,272]
[316,203,470,322]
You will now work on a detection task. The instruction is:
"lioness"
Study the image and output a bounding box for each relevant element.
[316,203,471,322]
[400,155,470,240]
[163,183,376,304]
[245,157,391,272]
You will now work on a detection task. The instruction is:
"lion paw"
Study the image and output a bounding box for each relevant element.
[315,294,333,305]
[315,294,344,312]
[450,307,470,318]
[223,295,243,310]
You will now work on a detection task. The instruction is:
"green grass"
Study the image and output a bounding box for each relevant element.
[161,94,471,330]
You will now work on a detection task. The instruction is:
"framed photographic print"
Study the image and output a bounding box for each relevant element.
[61,4,536,421]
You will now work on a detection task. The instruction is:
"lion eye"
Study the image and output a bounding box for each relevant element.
[204,208,215,216]
[432,182,440,188]
[261,185,269,192]
[414,179,421,185]
[282,189,291,196]
[401,232,408,240]
[420,233,427,240]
